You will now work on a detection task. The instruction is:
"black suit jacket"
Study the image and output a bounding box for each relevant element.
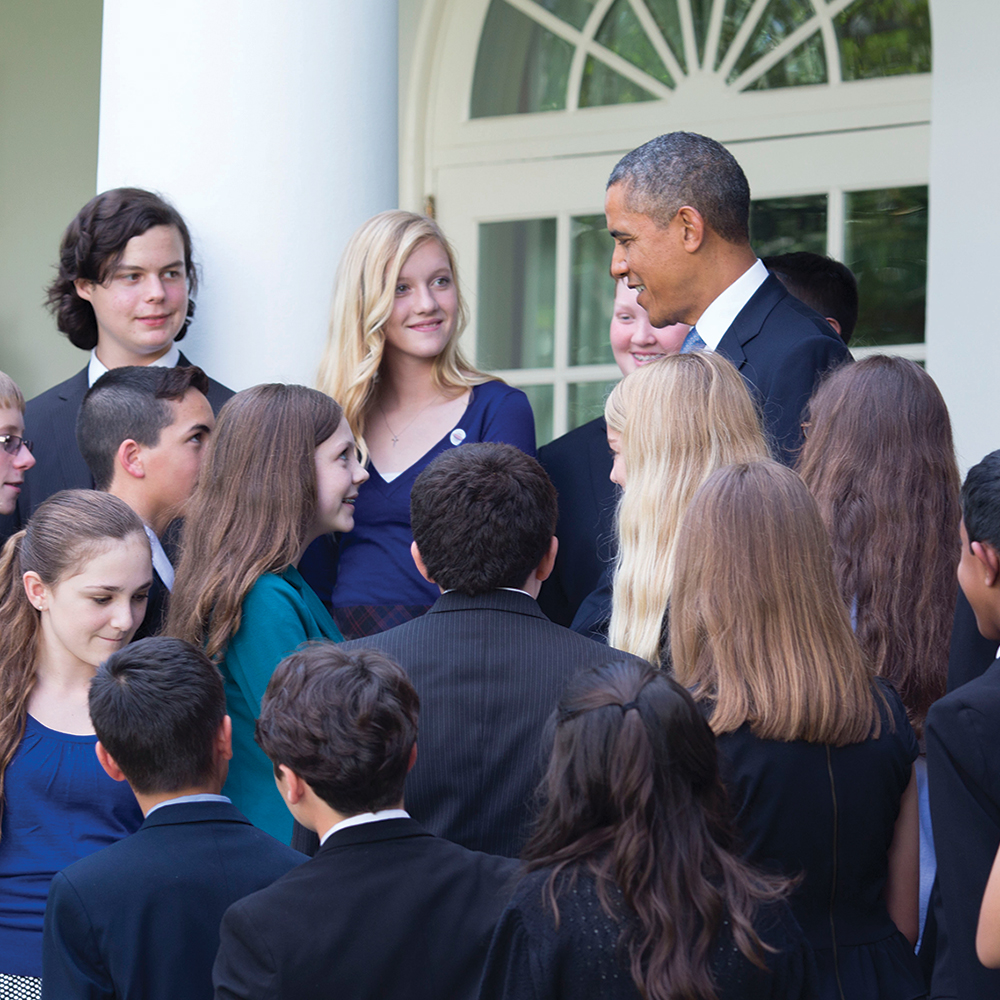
[537,416,618,627]
[42,800,305,1000]
[338,590,641,857]
[213,817,517,1000]
[926,660,1000,998]
[716,274,850,464]
[2,351,232,537]
[133,566,170,642]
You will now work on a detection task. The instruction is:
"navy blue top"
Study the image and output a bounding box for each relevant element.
[714,682,924,1000]
[329,380,536,609]
[0,715,143,977]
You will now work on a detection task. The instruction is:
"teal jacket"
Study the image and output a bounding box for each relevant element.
[220,565,343,843]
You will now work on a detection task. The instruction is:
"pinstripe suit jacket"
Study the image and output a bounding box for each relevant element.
[340,589,637,857]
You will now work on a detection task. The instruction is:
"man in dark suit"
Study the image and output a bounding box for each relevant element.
[538,278,688,626]
[926,449,1000,998]
[2,188,231,540]
[605,131,849,465]
[42,637,305,1000]
[336,442,643,858]
[75,365,215,639]
[213,643,516,1000]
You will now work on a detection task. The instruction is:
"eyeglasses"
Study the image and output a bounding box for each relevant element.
[0,435,33,456]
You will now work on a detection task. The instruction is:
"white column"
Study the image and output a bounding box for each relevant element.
[926,0,1000,471]
[96,0,399,391]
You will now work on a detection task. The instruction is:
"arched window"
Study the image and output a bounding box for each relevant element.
[405,0,931,442]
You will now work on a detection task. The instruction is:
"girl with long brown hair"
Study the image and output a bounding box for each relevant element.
[309,211,535,639]
[167,384,367,844]
[797,355,960,945]
[796,355,960,736]
[479,657,815,1000]
[671,461,924,1000]
[0,491,150,996]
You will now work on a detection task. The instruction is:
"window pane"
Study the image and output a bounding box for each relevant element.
[750,194,828,258]
[743,31,827,89]
[645,0,687,73]
[522,384,555,446]
[730,0,815,83]
[595,0,674,87]
[688,0,712,67]
[536,0,600,31]
[569,380,618,432]
[834,0,932,82]
[570,215,615,367]
[477,219,556,369]
[844,185,927,347]
[471,1,573,118]
[579,55,658,107]
[716,0,755,70]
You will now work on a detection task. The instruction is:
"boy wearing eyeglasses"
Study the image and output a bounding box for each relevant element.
[0,371,36,516]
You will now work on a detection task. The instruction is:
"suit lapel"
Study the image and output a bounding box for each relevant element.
[53,368,95,490]
[714,274,788,370]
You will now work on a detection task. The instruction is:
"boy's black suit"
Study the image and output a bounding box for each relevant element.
[214,817,517,1000]
[42,800,305,1000]
[537,416,617,627]
[1,352,232,537]
[336,589,642,857]
[926,659,1000,998]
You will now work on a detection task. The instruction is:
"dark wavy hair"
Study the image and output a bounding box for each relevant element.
[46,188,198,349]
[797,355,960,738]
[523,658,789,1000]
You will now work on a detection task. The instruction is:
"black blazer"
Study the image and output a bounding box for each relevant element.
[213,817,517,1000]
[926,659,1000,999]
[2,351,232,536]
[133,566,170,642]
[339,590,642,857]
[537,416,618,627]
[42,800,305,1000]
[716,274,850,464]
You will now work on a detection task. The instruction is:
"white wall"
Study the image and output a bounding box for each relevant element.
[926,0,1000,471]
[0,0,103,399]
[97,0,399,391]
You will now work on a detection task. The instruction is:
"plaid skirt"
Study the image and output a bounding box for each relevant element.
[332,604,431,641]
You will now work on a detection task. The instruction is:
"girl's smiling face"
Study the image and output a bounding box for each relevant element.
[313,416,370,537]
[383,239,459,364]
[25,533,153,670]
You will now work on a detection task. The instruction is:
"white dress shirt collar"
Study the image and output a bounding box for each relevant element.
[87,343,181,387]
[692,259,768,351]
[319,808,410,847]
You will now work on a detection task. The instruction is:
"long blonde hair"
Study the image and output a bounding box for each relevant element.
[166,385,342,660]
[671,461,881,745]
[316,211,491,459]
[0,491,146,830]
[607,353,770,665]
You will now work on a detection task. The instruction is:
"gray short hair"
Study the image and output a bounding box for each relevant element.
[608,132,750,244]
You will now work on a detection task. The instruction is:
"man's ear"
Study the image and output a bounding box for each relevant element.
[276,764,308,805]
[95,742,127,783]
[217,715,233,763]
[824,316,843,336]
[407,742,418,774]
[535,536,559,584]
[117,439,146,479]
[676,206,705,253]
[410,541,435,585]
[972,540,1000,587]
[74,278,96,303]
